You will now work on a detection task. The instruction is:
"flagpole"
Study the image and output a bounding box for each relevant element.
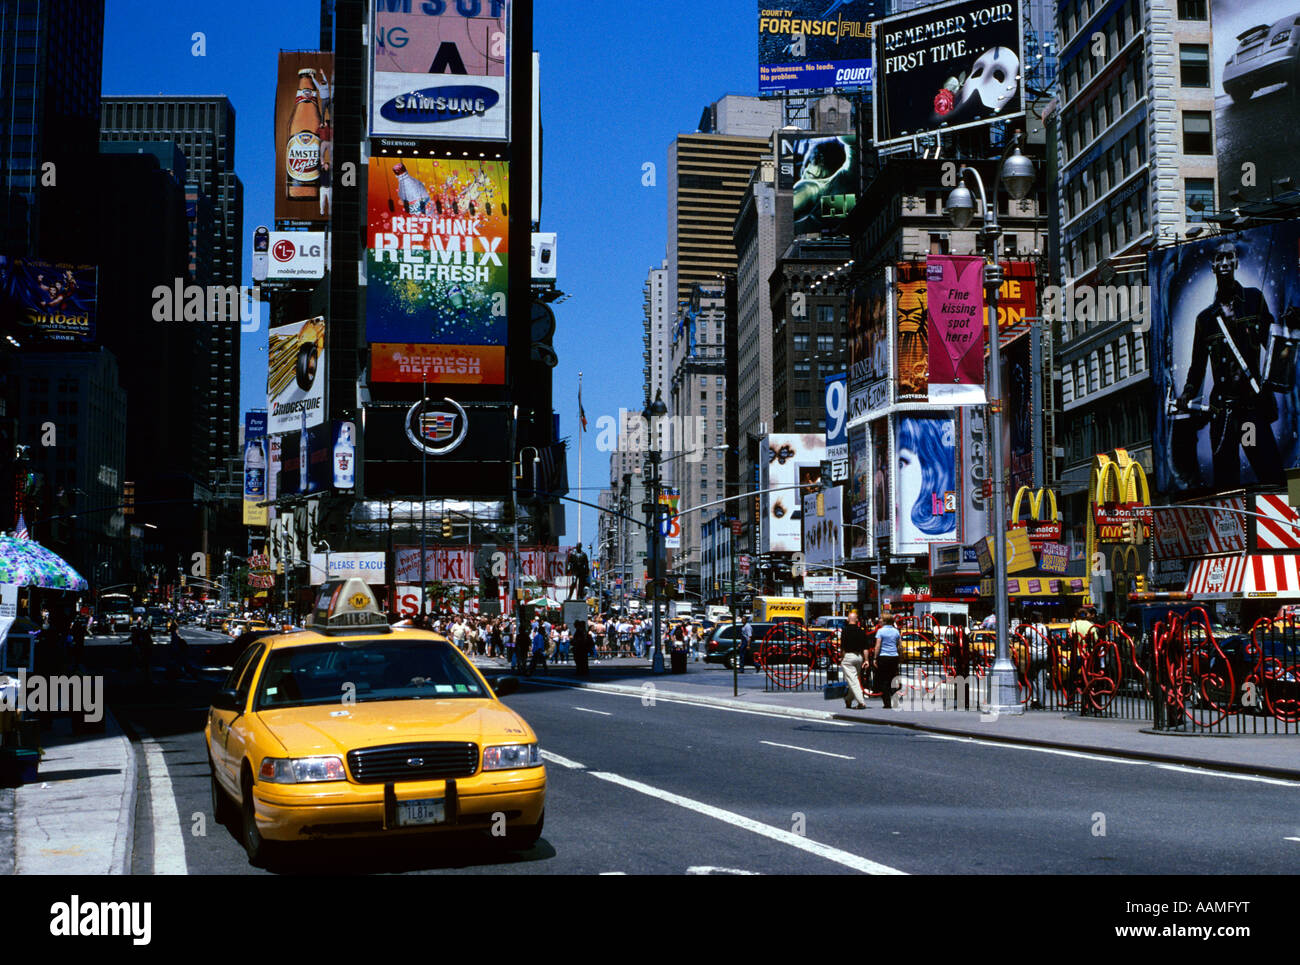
[578,371,583,554]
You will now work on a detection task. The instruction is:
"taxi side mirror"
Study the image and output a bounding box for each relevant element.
[490,675,520,698]
[211,688,241,712]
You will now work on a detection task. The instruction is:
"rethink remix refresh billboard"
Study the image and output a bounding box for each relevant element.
[366,157,509,385]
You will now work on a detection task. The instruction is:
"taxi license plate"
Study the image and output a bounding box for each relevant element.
[395,798,445,827]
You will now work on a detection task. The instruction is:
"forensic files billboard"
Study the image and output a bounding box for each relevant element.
[371,0,510,141]
[267,316,326,434]
[274,51,334,226]
[0,258,96,342]
[758,1,876,93]
[776,133,859,234]
[1212,0,1300,207]
[893,413,958,555]
[1149,221,1300,495]
[874,0,1023,146]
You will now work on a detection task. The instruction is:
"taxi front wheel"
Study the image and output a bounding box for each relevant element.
[241,769,279,867]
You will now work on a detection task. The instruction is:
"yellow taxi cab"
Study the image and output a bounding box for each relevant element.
[206,579,546,865]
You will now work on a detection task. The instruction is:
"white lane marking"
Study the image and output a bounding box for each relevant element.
[924,734,1300,787]
[599,871,627,875]
[540,750,587,770]
[529,680,852,724]
[760,740,855,760]
[141,735,189,875]
[589,770,906,875]
[687,866,760,875]
[572,706,612,716]
[1285,837,1300,843]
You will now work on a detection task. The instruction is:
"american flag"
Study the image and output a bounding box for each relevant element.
[578,382,587,433]
[14,514,28,540]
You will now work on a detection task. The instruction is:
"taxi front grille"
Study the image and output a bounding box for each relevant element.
[347,742,478,783]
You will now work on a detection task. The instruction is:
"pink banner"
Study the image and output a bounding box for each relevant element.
[926,255,987,405]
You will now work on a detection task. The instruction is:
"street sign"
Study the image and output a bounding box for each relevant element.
[731,519,742,536]
[739,555,751,576]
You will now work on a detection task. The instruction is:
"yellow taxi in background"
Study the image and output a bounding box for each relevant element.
[206,579,546,866]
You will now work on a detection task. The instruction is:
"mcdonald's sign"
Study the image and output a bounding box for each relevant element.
[1089,452,1153,543]
[1010,486,1062,544]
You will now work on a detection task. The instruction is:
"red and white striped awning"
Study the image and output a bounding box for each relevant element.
[1185,554,1300,599]
[1254,494,1300,550]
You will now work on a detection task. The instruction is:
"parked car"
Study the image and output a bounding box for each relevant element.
[1223,15,1300,104]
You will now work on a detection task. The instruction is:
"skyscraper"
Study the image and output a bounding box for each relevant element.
[0,0,106,260]
[100,96,245,482]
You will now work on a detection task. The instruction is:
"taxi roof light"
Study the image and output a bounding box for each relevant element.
[310,578,392,635]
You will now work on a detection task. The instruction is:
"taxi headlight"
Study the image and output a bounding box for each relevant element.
[482,743,541,770]
[258,756,347,783]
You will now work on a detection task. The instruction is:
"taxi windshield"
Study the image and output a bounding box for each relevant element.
[254,638,486,711]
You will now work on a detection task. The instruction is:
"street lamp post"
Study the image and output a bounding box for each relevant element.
[946,131,1036,717]
[642,390,668,674]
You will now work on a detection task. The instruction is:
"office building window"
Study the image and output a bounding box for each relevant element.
[1179,44,1210,86]
[817,305,835,324]
[1185,178,1214,221]
[929,233,950,254]
[817,334,834,352]
[1182,112,1213,154]
[794,390,811,407]
[794,360,811,377]
[793,335,810,352]
[1177,0,1207,18]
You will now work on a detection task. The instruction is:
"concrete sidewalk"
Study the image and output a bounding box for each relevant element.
[9,711,136,874]
[472,657,1300,781]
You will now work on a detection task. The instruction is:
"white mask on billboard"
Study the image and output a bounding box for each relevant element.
[958,47,1020,113]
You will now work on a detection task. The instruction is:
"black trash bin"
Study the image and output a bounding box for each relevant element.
[670,649,687,674]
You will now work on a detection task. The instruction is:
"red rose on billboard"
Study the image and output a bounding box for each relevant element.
[272,239,296,262]
[934,89,954,116]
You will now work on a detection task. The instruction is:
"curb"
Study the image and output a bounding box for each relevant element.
[529,676,1300,782]
[109,708,138,876]
[0,788,14,875]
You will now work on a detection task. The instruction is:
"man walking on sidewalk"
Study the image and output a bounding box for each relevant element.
[839,610,870,709]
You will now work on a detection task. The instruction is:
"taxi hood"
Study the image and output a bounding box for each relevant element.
[257,699,534,758]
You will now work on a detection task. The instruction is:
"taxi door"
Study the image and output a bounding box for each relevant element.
[210,643,265,795]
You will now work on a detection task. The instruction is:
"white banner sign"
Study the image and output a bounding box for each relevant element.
[309,552,386,585]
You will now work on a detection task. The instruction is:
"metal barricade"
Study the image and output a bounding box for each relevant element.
[759,622,828,693]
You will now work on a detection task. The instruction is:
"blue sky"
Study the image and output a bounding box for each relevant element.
[102,0,760,546]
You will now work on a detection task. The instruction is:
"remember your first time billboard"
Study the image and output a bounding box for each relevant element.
[366,157,508,384]
[371,0,510,141]
[274,51,333,226]
[874,0,1023,145]
[1150,220,1300,496]
[758,1,877,93]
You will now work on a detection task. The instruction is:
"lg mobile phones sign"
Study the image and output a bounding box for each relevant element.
[266,232,326,282]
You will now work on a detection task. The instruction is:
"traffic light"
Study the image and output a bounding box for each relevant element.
[1120,520,1134,543]
[442,515,452,539]
[123,481,135,516]
[1134,574,1146,593]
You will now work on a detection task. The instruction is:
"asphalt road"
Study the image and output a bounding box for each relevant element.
[97,643,1300,875]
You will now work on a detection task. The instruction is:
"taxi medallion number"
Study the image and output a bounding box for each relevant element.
[395,797,446,827]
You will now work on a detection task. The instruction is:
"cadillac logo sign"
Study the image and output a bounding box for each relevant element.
[405,397,468,456]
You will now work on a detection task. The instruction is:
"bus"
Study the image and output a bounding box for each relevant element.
[95,593,133,634]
